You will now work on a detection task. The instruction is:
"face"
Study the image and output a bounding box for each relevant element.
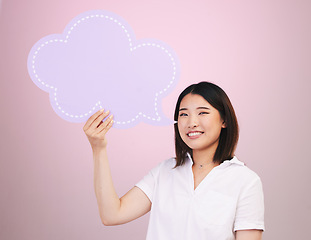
[177,93,226,153]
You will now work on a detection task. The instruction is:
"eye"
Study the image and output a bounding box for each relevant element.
[199,112,209,115]
[179,113,188,117]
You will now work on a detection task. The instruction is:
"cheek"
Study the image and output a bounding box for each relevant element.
[177,124,183,137]
[177,123,187,141]
[202,120,223,135]
[209,122,223,137]
[177,120,185,132]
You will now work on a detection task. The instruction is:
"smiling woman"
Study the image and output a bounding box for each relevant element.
[174,82,239,167]
[178,94,226,162]
[84,81,264,240]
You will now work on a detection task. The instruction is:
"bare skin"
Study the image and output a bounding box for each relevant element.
[83,108,262,239]
[83,109,151,226]
[235,230,263,240]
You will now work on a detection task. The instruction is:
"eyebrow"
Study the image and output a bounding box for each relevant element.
[179,106,210,111]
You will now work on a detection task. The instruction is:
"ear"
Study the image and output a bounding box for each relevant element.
[222,121,227,128]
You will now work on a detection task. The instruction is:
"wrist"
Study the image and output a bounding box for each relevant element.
[92,146,107,156]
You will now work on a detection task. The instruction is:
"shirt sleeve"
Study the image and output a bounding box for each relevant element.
[234,176,265,231]
[135,161,162,203]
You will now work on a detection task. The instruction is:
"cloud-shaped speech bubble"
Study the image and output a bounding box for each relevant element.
[27,10,180,128]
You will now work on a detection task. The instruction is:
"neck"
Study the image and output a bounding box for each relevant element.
[192,150,214,166]
[192,142,219,167]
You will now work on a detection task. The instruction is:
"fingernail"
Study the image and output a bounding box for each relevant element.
[105,110,110,114]
[109,114,113,119]
[100,108,104,112]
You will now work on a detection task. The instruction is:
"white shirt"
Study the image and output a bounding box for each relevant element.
[135,155,265,240]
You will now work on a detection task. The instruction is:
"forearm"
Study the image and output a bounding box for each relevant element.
[93,148,120,225]
[84,110,150,226]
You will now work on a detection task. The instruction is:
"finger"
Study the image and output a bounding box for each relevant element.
[83,109,105,131]
[93,110,110,129]
[100,117,114,135]
[96,114,113,134]
[96,115,114,135]
[85,110,109,132]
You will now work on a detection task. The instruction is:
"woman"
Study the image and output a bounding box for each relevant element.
[83,82,264,240]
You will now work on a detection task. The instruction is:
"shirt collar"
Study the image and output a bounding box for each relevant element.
[219,156,244,168]
[185,153,244,168]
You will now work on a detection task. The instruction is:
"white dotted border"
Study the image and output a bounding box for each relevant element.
[31,13,177,125]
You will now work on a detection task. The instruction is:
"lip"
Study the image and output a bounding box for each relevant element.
[187,131,204,139]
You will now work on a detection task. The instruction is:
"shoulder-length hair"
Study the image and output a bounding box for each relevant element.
[174,81,239,167]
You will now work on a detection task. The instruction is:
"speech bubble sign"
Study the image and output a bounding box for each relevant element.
[27,10,180,128]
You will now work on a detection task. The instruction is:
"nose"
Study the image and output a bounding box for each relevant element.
[188,115,198,128]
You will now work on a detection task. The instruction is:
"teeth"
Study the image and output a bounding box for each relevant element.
[188,132,202,137]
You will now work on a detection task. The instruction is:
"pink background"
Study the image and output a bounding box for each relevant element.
[1,0,310,239]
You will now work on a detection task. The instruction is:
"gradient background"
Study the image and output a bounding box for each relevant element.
[1,0,310,239]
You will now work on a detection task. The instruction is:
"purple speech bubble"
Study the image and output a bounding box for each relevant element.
[27,10,180,128]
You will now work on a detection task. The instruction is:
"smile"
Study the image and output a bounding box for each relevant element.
[187,131,203,137]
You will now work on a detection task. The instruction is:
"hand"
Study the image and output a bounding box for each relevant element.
[83,109,114,151]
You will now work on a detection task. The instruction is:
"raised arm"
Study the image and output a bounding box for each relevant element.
[83,110,151,225]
